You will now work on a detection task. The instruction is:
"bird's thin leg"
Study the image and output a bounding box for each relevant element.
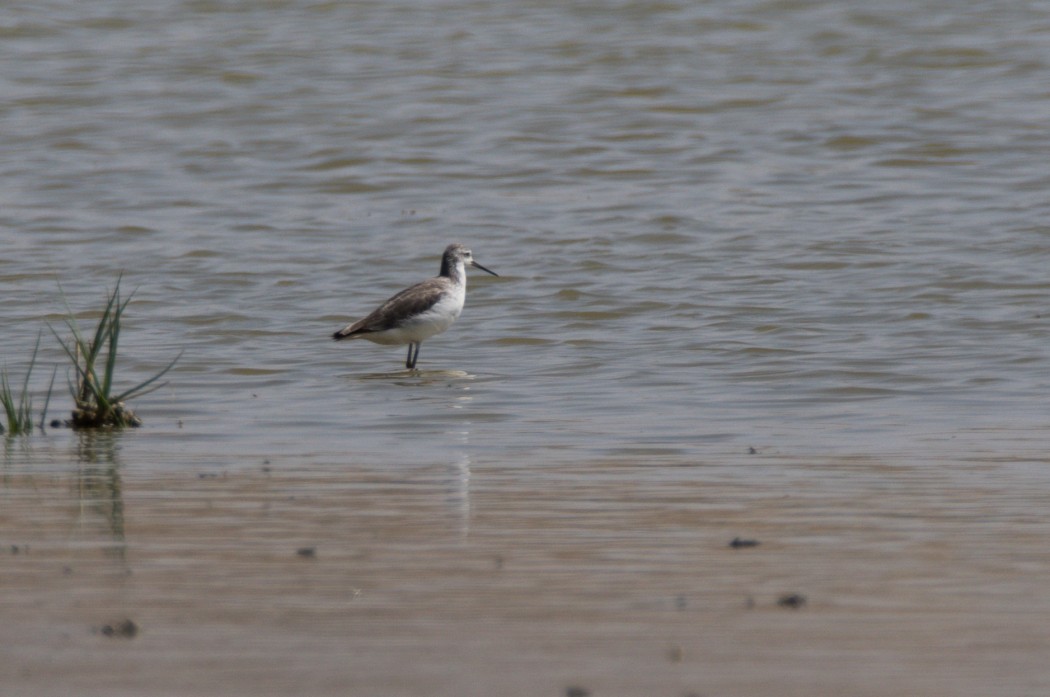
[406,343,421,370]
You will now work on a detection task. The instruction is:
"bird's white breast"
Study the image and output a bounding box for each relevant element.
[363,283,465,345]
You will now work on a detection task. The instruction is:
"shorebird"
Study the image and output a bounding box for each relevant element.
[331,243,499,369]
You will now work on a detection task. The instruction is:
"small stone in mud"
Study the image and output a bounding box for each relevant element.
[100,619,138,638]
[566,687,590,697]
[748,446,758,454]
[729,537,760,549]
[296,547,316,558]
[777,593,807,609]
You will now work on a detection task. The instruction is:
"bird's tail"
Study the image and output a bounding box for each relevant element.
[332,326,355,341]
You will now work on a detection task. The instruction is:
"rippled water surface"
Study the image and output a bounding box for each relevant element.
[3,1,1050,695]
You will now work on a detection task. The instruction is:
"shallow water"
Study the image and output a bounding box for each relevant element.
[2,0,1050,695]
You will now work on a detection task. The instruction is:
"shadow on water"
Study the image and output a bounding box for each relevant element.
[73,430,127,561]
[2,436,32,477]
[446,453,471,540]
[355,368,475,385]
[358,368,477,537]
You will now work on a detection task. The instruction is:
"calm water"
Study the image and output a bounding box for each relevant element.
[3,1,1050,694]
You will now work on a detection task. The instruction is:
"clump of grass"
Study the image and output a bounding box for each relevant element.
[49,276,181,429]
[0,333,56,436]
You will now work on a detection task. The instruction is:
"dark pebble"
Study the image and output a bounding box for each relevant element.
[777,593,807,609]
[101,619,138,638]
[566,687,590,697]
[296,547,316,558]
[729,537,760,549]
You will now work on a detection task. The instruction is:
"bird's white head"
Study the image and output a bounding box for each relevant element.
[441,243,499,279]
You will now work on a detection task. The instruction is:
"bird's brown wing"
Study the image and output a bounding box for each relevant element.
[333,278,446,339]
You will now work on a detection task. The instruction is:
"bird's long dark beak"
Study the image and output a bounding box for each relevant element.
[470,259,499,277]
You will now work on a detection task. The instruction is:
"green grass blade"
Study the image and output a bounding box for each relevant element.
[19,333,41,417]
[112,349,183,403]
[102,305,119,400]
[101,277,134,402]
[88,281,121,366]
[48,324,97,398]
[0,347,38,436]
[39,365,57,430]
[55,281,101,372]
[53,305,99,407]
[1,372,16,433]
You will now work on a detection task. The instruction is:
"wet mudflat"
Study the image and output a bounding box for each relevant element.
[3,434,1050,697]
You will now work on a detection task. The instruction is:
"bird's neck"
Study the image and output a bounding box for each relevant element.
[440,259,466,285]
